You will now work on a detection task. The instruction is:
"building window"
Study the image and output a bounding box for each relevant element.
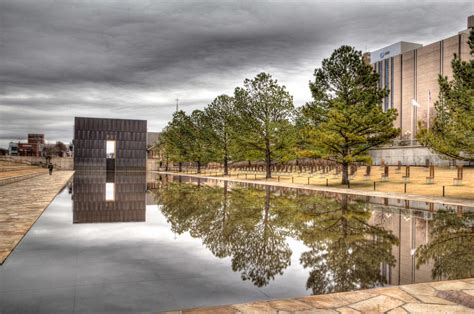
[105,183,115,201]
[378,62,382,88]
[390,57,394,109]
[106,140,115,159]
[384,59,389,111]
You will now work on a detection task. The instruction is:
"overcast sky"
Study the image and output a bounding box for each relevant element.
[0,0,472,147]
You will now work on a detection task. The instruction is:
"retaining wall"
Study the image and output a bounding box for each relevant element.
[369,146,471,166]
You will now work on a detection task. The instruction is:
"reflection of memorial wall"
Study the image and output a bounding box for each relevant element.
[73,171,146,223]
[370,207,433,285]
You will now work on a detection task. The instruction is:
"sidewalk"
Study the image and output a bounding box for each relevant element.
[163,278,474,313]
[0,171,74,264]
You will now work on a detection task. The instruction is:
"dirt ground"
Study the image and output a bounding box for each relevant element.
[184,166,473,200]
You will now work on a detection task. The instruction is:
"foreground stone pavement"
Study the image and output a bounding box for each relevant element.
[163,278,474,313]
[0,171,74,264]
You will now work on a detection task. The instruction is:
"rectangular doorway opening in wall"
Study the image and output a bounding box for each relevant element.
[106,140,116,171]
[105,182,115,201]
[106,140,116,159]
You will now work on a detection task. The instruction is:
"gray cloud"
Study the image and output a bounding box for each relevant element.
[0,0,472,147]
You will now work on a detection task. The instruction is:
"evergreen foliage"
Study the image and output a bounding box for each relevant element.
[301,45,399,184]
[416,210,474,280]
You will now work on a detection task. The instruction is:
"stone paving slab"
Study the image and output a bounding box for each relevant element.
[0,168,46,180]
[0,171,48,186]
[156,172,474,208]
[0,171,74,264]
[162,279,474,313]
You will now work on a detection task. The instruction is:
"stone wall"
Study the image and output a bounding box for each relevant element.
[369,146,471,166]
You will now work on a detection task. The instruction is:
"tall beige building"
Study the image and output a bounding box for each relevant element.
[368,15,473,140]
[366,16,473,165]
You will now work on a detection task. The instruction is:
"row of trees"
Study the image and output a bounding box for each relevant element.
[43,141,68,157]
[159,46,400,184]
[159,72,297,179]
[158,31,473,183]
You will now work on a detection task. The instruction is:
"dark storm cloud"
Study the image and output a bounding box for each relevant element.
[0,0,472,146]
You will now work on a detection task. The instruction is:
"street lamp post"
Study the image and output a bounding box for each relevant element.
[411,99,420,144]
[427,90,431,131]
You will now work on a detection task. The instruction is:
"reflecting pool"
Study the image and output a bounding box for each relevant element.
[0,172,472,313]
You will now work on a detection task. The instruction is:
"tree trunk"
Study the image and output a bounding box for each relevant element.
[223,181,228,226]
[341,194,348,238]
[263,186,271,242]
[178,162,182,172]
[197,160,201,174]
[223,154,228,176]
[341,162,349,185]
[265,140,272,179]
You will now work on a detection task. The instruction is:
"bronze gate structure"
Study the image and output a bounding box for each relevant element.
[73,117,147,171]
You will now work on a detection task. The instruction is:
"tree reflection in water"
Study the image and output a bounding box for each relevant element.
[152,177,399,292]
[295,193,399,294]
[155,179,293,287]
[416,210,474,280]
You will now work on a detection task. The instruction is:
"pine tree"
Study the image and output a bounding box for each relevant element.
[302,46,399,184]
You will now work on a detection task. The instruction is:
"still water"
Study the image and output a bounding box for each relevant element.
[0,171,472,313]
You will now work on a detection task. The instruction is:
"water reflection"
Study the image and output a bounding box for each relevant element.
[416,209,474,280]
[73,171,147,223]
[296,194,398,294]
[156,179,292,287]
[149,175,474,294]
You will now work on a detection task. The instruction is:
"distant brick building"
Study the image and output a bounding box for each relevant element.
[27,133,44,157]
[18,143,34,156]
[7,134,45,156]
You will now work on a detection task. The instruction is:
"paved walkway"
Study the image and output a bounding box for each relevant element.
[163,278,474,313]
[0,171,74,264]
[156,172,474,208]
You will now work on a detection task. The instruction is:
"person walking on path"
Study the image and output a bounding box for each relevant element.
[48,163,54,175]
